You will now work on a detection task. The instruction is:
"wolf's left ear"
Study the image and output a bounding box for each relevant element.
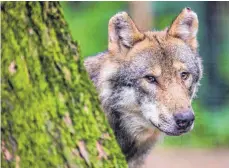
[108,12,144,53]
[168,8,199,52]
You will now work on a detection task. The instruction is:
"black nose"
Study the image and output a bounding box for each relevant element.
[174,111,195,130]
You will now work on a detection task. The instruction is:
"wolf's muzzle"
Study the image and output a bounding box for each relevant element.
[174,110,195,130]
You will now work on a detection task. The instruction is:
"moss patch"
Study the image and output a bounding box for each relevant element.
[1,2,127,167]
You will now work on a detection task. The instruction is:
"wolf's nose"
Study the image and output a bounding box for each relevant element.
[174,111,195,129]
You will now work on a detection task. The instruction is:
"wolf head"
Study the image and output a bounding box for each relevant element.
[85,8,202,149]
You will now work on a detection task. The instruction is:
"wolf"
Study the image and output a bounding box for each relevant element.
[84,8,203,168]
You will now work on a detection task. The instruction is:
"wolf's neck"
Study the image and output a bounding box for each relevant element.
[108,109,161,167]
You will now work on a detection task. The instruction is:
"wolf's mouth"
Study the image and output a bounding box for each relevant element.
[164,130,187,136]
[149,120,189,136]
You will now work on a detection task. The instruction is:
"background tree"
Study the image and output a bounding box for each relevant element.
[1,2,126,167]
[204,1,229,109]
[129,1,153,31]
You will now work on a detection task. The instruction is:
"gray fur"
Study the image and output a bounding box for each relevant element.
[84,10,203,168]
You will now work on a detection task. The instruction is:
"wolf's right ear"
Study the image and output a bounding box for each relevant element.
[108,12,144,53]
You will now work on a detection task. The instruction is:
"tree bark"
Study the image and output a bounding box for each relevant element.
[1,2,126,168]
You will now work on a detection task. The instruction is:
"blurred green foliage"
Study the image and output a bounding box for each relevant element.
[61,2,229,148]
[61,2,127,57]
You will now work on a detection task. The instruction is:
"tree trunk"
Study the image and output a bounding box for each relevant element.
[129,1,153,31]
[1,2,126,168]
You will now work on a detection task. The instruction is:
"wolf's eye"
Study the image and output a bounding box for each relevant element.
[145,75,157,84]
[181,72,190,80]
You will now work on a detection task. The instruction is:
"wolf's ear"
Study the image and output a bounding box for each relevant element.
[168,8,199,52]
[108,12,144,52]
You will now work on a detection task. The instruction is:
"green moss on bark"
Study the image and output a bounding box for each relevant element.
[1,2,127,167]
